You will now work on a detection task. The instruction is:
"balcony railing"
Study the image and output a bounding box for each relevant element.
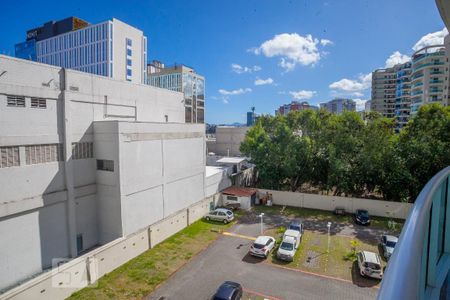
[378,166,450,300]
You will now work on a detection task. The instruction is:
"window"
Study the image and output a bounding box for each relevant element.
[97,159,114,172]
[72,142,93,159]
[0,146,20,168]
[127,69,132,76]
[227,196,238,201]
[7,95,25,107]
[127,59,132,66]
[126,48,132,56]
[25,144,63,165]
[31,98,47,109]
[165,115,168,122]
[126,38,132,46]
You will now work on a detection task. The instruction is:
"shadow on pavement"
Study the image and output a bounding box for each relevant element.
[351,261,380,288]
[242,253,265,264]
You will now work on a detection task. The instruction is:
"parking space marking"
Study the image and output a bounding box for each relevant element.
[262,262,380,290]
[222,231,257,241]
[243,288,283,300]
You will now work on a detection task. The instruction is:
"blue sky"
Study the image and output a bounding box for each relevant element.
[0,0,447,124]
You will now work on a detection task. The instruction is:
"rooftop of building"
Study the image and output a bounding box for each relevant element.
[221,186,257,197]
[216,157,247,164]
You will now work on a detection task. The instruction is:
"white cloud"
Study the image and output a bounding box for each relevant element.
[320,39,333,46]
[329,73,372,92]
[385,51,410,68]
[289,90,316,100]
[413,28,448,52]
[222,98,229,104]
[231,63,261,74]
[218,88,252,95]
[254,77,274,86]
[251,33,332,71]
[353,98,368,112]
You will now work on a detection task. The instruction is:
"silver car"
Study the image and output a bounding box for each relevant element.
[204,208,234,224]
[380,235,398,259]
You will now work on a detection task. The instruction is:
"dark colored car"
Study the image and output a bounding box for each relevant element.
[212,281,243,300]
[355,209,370,225]
[288,220,304,233]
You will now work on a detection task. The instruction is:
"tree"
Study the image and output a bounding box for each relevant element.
[396,104,450,200]
[240,104,450,202]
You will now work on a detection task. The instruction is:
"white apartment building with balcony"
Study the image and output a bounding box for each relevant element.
[410,45,447,114]
[0,55,208,292]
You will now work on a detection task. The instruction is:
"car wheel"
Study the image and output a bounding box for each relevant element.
[223,219,228,224]
[206,217,210,221]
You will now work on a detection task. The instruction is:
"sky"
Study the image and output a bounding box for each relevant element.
[0,0,447,124]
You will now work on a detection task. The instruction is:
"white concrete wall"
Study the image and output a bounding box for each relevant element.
[111,18,145,84]
[258,189,412,219]
[116,121,206,236]
[205,167,232,197]
[0,202,69,291]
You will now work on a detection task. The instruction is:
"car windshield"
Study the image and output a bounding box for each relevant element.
[364,262,381,270]
[253,243,265,249]
[358,211,369,217]
[280,242,294,251]
[226,211,233,215]
[386,241,396,248]
[289,225,300,231]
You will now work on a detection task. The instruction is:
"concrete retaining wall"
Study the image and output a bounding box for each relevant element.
[0,196,218,300]
[259,189,412,219]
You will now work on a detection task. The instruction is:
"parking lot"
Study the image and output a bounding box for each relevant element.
[147,206,393,300]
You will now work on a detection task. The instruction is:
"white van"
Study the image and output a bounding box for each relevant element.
[276,229,301,261]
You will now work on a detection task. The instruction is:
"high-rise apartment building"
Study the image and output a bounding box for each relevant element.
[148,61,205,123]
[444,35,450,106]
[371,67,397,117]
[395,62,412,131]
[247,106,257,126]
[276,101,318,115]
[15,17,147,84]
[410,45,446,114]
[320,98,356,114]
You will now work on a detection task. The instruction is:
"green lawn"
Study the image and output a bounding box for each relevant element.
[68,218,235,300]
[252,205,404,233]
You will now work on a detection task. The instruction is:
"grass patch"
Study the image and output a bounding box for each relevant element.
[68,218,235,300]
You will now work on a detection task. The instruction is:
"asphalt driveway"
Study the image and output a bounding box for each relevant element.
[146,220,379,300]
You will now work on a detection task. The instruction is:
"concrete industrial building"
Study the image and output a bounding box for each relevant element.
[320,98,356,114]
[15,17,147,84]
[0,55,208,292]
[410,45,447,114]
[206,126,249,157]
[276,101,318,116]
[371,67,397,118]
[148,60,205,123]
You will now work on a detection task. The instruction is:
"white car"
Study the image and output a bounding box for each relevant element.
[277,229,301,261]
[204,208,234,224]
[249,236,276,258]
[357,251,383,279]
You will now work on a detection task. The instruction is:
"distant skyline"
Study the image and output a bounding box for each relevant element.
[0,0,447,123]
